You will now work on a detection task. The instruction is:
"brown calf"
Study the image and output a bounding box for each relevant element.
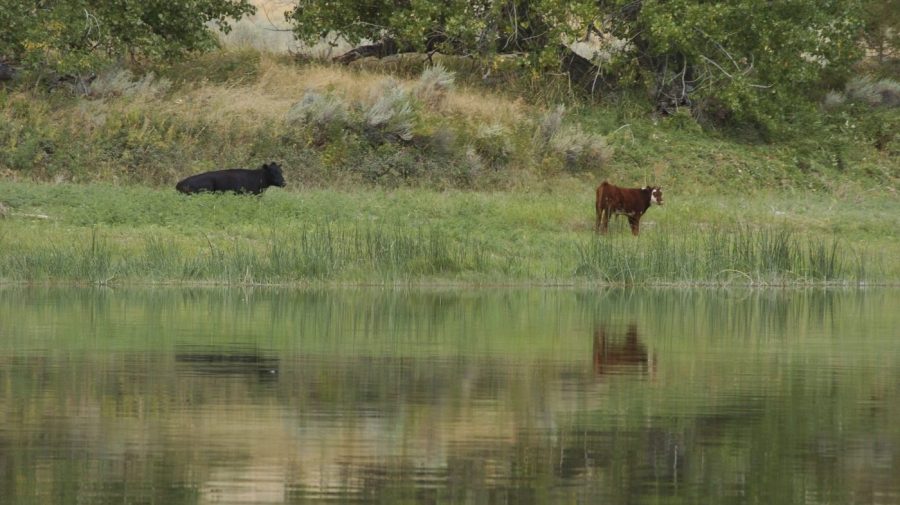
[594,181,663,235]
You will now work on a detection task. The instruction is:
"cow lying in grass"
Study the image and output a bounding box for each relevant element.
[176,162,286,195]
[595,181,663,235]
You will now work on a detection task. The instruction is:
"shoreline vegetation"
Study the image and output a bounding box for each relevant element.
[1,181,897,287]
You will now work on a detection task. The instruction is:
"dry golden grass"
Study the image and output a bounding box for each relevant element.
[146,55,530,129]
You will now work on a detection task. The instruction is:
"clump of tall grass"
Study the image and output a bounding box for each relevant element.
[575,227,875,285]
[531,104,612,172]
[0,223,496,284]
[286,90,348,128]
[3,228,118,284]
[822,90,846,110]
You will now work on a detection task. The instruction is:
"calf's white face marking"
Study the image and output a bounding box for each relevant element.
[651,188,663,205]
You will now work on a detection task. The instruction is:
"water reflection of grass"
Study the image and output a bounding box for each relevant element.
[2,288,899,503]
[0,181,896,285]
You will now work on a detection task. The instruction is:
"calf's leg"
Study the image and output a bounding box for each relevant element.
[628,215,640,236]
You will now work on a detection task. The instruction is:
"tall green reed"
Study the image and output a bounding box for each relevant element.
[576,226,875,285]
[0,222,879,285]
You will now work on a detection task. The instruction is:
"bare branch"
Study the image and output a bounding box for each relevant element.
[694,28,741,72]
[700,54,734,79]
[700,55,772,89]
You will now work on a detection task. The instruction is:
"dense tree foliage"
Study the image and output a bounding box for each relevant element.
[286,0,591,64]
[604,0,863,128]
[0,0,255,73]
[287,0,869,129]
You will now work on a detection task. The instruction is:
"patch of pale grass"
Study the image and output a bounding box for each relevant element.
[255,59,527,123]
[443,89,527,124]
[252,61,376,103]
[80,54,529,140]
[174,57,530,128]
[168,85,295,126]
[364,79,415,141]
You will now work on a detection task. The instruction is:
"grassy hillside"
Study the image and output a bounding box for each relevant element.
[1,49,896,194]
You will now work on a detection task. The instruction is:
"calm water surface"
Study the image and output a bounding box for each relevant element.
[1,287,898,504]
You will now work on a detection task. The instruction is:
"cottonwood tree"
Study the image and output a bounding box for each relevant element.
[0,0,255,74]
[287,0,865,131]
[286,0,597,65]
[602,0,863,129]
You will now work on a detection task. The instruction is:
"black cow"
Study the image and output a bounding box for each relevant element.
[176,162,286,195]
[594,181,663,235]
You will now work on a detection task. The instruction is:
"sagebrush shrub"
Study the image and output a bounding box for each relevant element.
[548,126,611,172]
[822,90,846,110]
[535,105,566,144]
[89,69,172,98]
[286,90,348,130]
[364,79,416,143]
[472,123,512,168]
[414,63,455,106]
[845,77,900,108]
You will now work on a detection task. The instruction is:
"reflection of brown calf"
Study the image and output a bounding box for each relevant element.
[592,324,653,376]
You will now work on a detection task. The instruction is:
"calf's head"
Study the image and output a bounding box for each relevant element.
[263,162,286,188]
[642,186,663,206]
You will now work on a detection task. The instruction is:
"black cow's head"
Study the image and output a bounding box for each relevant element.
[263,162,286,187]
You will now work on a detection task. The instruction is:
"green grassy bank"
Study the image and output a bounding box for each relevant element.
[1,50,897,286]
[1,181,896,286]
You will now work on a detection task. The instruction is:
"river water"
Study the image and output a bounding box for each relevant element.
[1,287,898,504]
